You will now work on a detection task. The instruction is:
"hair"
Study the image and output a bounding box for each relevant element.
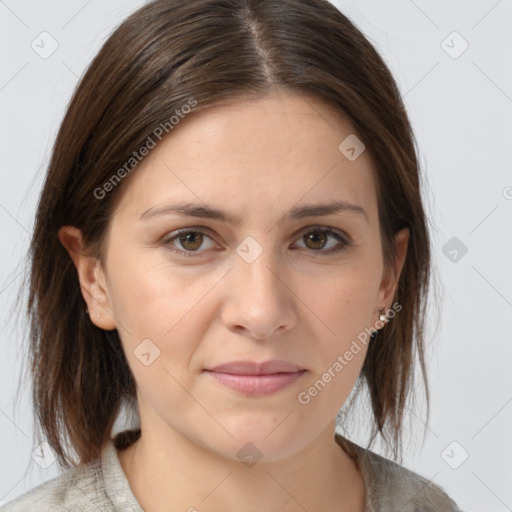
[26,0,433,468]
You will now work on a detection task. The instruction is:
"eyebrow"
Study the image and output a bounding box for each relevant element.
[140,199,369,224]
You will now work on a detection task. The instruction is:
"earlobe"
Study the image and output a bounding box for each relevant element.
[58,226,117,331]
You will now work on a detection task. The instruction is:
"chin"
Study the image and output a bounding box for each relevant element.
[194,419,310,464]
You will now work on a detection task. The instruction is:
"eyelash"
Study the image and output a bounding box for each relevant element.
[161,226,351,258]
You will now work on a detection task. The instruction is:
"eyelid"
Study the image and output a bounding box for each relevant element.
[161,225,351,257]
[295,225,351,242]
[160,227,220,256]
[291,226,351,254]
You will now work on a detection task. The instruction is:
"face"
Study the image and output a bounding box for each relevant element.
[63,89,408,462]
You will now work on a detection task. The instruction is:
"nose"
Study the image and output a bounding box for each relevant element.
[221,242,297,340]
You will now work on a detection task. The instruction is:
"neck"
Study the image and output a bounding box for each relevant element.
[118,421,366,512]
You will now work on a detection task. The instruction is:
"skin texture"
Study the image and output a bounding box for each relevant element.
[60,89,409,512]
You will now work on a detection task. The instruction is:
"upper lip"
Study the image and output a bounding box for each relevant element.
[205,360,305,375]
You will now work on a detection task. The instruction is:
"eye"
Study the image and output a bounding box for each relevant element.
[161,226,350,258]
[162,229,219,257]
[292,227,350,255]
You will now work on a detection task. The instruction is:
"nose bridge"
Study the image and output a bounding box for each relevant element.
[224,234,295,338]
[235,234,283,303]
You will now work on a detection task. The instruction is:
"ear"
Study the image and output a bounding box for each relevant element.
[376,227,409,320]
[58,226,117,331]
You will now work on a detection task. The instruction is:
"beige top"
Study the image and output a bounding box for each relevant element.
[2,433,463,511]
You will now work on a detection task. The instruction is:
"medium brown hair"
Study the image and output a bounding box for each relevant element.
[27,0,433,467]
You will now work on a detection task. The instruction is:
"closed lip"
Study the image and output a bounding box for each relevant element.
[204,360,306,375]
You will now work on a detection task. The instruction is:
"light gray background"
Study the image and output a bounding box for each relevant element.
[1,1,511,510]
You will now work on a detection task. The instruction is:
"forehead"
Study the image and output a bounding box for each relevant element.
[113,89,378,226]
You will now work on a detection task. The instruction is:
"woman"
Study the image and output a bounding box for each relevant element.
[3,0,463,510]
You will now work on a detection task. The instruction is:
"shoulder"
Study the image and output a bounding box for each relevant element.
[362,449,463,512]
[1,456,108,512]
[336,434,463,512]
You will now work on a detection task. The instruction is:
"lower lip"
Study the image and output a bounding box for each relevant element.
[204,370,307,396]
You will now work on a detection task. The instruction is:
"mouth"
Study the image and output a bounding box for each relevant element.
[202,360,307,396]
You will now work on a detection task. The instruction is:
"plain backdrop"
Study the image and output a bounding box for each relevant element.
[1,1,511,510]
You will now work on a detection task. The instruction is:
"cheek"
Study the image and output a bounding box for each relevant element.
[297,263,379,396]
[104,248,226,370]
[303,263,380,337]
[105,246,191,332]
[297,279,372,413]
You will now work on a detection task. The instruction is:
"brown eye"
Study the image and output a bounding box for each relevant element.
[303,231,327,249]
[179,231,203,251]
[162,229,217,257]
[303,231,327,250]
[293,228,350,255]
